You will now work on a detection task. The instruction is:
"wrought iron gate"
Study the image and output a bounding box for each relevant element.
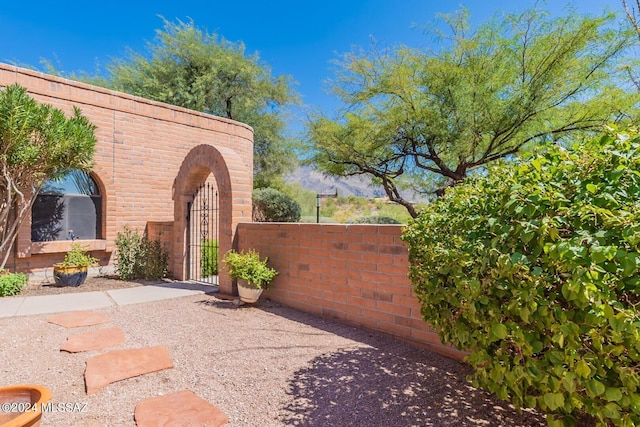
[186,183,219,285]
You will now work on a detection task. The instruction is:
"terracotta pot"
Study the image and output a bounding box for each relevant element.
[52,264,88,287]
[0,384,52,427]
[237,279,264,303]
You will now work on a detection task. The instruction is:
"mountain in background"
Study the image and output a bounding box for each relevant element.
[285,165,386,198]
[285,166,432,205]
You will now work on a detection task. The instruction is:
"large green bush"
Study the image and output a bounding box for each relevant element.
[253,188,301,222]
[115,226,168,280]
[402,129,640,426]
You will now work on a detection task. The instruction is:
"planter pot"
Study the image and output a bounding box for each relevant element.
[0,384,52,427]
[52,264,88,287]
[237,279,264,303]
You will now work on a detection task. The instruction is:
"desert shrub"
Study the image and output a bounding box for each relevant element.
[377,203,414,224]
[0,271,28,296]
[115,226,168,280]
[346,215,401,224]
[300,216,334,223]
[143,239,169,279]
[201,239,218,277]
[253,188,301,222]
[402,129,640,426]
[282,183,317,217]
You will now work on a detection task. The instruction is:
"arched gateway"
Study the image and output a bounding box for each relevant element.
[173,145,252,294]
[1,63,253,289]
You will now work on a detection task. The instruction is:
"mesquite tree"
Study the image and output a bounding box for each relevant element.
[0,84,96,267]
[75,18,298,190]
[307,7,637,217]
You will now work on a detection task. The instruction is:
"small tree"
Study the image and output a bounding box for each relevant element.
[252,188,301,222]
[0,84,96,267]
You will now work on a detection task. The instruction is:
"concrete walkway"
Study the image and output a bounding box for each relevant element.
[0,281,219,318]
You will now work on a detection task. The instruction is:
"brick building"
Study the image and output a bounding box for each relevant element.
[0,63,253,294]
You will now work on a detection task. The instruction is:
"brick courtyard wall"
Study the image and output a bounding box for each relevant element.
[0,64,253,292]
[236,223,467,361]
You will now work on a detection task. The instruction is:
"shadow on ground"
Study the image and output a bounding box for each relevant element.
[194,296,545,426]
[279,344,545,427]
[248,301,546,427]
[141,279,220,294]
[196,297,240,310]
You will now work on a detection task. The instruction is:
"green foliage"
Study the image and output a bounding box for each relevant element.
[77,18,298,189]
[143,239,169,280]
[115,226,144,280]
[283,182,413,223]
[0,271,28,297]
[201,239,218,277]
[58,243,98,268]
[622,0,640,91]
[282,183,318,217]
[0,84,96,267]
[223,249,278,289]
[402,128,640,425]
[252,188,301,222]
[376,203,415,224]
[115,226,168,280]
[300,216,335,224]
[345,216,401,224]
[307,7,637,217]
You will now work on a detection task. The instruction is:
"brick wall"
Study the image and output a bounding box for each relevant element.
[0,64,253,292]
[236,223,467,361]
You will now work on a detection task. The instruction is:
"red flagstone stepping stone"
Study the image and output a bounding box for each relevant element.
[85,345,174,394]
[61,327,125,353]
[47,311,110,328]
[134,390,229,427]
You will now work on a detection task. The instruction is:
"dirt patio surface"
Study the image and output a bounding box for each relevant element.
[1,286,546,426]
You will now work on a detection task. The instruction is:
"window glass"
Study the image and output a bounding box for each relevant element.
[40,170,99,195]
[32,170,102,242]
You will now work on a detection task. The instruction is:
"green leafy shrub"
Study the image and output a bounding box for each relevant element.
[143,239,169,280]
[58,243,98,268]
[0,271,28,296]
[115,226,168,280]
[346,215,401,224]
[253,188,301,222]
[402,129,640,426]
[201,239,218,276]
[223,249,278,289]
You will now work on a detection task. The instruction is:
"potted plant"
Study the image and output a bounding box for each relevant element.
[53,243,98,287]
[223,249,278,303]
[0,384,52,427]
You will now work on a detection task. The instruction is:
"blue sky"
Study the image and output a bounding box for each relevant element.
[0,0,626,132]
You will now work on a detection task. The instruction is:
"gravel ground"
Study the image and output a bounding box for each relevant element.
[19,276,146,297]
[2,279,547,426]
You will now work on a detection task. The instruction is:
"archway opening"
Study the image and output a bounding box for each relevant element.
[172,143,251,295]
[186,173,219,285]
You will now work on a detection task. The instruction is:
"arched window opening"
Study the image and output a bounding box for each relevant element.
[31,170,102,242]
